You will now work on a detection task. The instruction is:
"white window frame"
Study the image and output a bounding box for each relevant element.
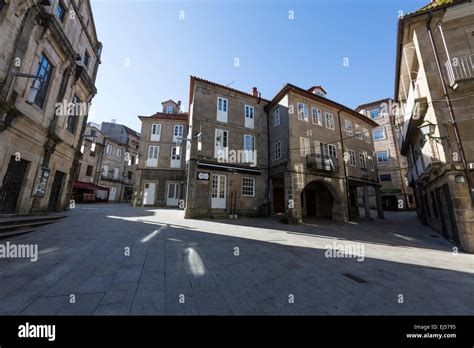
[117,148,122,157]
[325,112,335,130]
[376,150,389,164]
[359,152,367,169]
[275,141,281,160]
[245,105,254,129]
[170,146,181,168]
[273,107,280,127]
[151,123,161,141]
[370,108,381,119]
[166,105,173,113]
[243,134,256,164]
[217,97,228,123]
[146,145,160,167]
[368,156,375,171]
[372,127,386,141]
[113,167,119,179]
[297,103,309,121]
[322,144,337,158]
[102,164,109,176]
[355,124,363,140]
[349,149,356,166]
[300,137,311,157]
[345,119,353,135]
[312,107,322,126]
[242,177,255,197]
[214,128,229,159]
[106,144,113,154]
[363,127,370,143]
[173,124,183,143]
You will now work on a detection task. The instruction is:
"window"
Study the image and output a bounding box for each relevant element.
[217,97,228,122]
[325,112,335,130]
[113,168,119,179]
[127,171,132,180]
[86,165,93,177]
[245,105,254,129]
[55,2,66,22]
[166,105,173,113]
[345,119,353,135]
[430,191,439,218]
[214,129,229,159]
[355,124,363,140]
[300,137,311,156]
[359,152,367,169]
[102,164,109,176]
[370,109,380,119]
[173,125,183,142]
[90,129,97,137]
[106,144,113,154]
[66,95,80,134]
[363,127,370,143]
[376,151,389,164]
[242,177,255,197]
[380,174,392,182]
[244,134,255,163]
[170,146,181,168]
[312,108,322,126]
[322,144,337,158]
[146,145,160,167]
[273,107,280,126]
[368,157,374,171]
[151,123,161,141]
[373,127,386,141]
[275,141,281,160]
[33,54,53,108]
[297,103,309,121]
[349,150,356,166]
[117,148,122,157]
[83,50,90,67]
[0,1,4,14]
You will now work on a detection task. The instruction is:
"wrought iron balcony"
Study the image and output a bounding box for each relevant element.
[306,154,339,174]
[445,54,474,87]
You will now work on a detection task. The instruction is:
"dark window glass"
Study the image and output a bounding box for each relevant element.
[33,54,53,108]
[86,165,93,176]
[83,50,90,67]
[380,174,392,182]
[0,1,5,14]
[90,129,96,137]
[55,2,66,22]
[127,171,132,180]
[430,191,439,218]
[66,95,80,134]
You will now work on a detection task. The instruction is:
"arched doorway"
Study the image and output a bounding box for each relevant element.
[301,181,334,218]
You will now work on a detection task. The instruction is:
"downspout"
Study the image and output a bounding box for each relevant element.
[337,108,352,221]
[266,104,271,216]
[426,12,474,204]
[391,120,409,209]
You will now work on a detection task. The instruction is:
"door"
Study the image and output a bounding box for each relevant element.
[143,183,155,205]
[166,182,180,206]
[273,187,285,214]
[0,156,29,213]
[48,170,65,211]
[305,189,317,216]
[108,186,117,201]
[211,174,226,209]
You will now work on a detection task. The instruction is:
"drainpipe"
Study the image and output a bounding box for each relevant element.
[266,106,271,216]
[391,122,409,209]
[426,12,474,204]
[337,108,352,221]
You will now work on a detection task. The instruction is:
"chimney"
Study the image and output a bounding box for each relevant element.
[252,87,258,97]
[177,100,181,111]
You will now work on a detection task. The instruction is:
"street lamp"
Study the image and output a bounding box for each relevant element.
[418,120,448,143]
[6,70,43,105]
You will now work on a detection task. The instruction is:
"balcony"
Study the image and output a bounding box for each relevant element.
[306,154,339,174]
[445,54,474,88]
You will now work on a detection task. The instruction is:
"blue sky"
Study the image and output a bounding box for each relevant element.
[89,0,428,132]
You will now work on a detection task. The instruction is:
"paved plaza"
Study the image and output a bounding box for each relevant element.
[0,204,472,315]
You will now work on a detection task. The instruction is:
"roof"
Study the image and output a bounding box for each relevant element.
[189,76,271,103]
[307,86,327,94]
[122,125,141,138]
[161,99,179,105]
[409,0,455,16]
[138,112,189,122]
[355,98,394,112]
[266,83,379,128]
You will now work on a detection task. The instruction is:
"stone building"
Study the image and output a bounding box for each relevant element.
[133,100,188,207]
[182,77,381,221]
[0,0,101,213]
[395,0,474,252]
[267,84,381,223]
[356,98,415,210]
[185,77,269,218]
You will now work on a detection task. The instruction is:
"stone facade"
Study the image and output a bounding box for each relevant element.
[185,77,269,218]
[356,98,415,211]
[133,101,188,207]
[0,0,101,213]
[395,0,474,252]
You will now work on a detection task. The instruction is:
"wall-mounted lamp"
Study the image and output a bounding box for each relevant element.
[418,120,448,144]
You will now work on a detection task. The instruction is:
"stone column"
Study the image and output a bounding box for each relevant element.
[375,186,384,219]
[363,185,371,220]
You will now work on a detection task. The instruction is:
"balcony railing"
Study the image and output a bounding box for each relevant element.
[306,154,339,174]
[445,54,474,87]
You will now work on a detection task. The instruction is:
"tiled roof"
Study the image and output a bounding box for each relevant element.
[409,0,455,15]
[138,112,188,121]
[355,98,393,112]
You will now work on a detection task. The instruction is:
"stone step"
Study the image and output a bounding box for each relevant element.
[0,214,65,227]
[0,227,39,239]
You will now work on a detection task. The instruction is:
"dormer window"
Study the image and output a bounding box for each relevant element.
[166,105,173,113]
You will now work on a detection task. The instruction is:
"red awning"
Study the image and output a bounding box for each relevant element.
[73,181,109,191]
